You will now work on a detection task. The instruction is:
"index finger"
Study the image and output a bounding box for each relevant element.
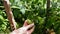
[26,23,34,30]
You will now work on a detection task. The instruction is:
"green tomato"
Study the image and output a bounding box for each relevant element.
[26,19,32,24]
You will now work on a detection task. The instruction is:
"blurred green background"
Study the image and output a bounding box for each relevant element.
[0,0,60,34]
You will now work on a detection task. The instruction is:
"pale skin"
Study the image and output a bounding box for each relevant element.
[10,20,35,34]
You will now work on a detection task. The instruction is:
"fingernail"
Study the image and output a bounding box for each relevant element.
[25,20,27,21]
[31,23,34,25]
[25,20,27,22]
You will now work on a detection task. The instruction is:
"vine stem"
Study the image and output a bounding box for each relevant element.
[3,0,16,31]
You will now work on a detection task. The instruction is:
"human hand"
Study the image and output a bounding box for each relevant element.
[10,20,35,34]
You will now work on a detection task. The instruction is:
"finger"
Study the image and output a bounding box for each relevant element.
[27,26,35,34]
[26,23,34,30]
[23,20,28,26]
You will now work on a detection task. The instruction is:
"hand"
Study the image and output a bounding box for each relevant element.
[10,20,35,34]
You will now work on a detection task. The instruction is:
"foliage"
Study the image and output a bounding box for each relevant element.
[0,0,60,34]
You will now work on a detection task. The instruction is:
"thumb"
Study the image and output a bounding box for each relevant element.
[23,20,29,26]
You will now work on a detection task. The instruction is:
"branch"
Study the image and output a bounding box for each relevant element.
[3,0,16,31]
[43,0,50,34]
